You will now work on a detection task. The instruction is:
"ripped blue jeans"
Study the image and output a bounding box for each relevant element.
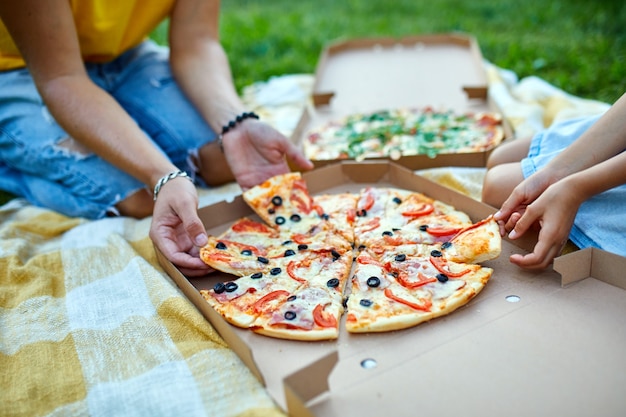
[0,40,216,219]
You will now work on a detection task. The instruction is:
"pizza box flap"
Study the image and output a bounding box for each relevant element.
[290,33,515,170]
[156,161,626,416]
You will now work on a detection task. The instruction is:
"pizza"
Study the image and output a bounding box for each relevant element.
[303,107,504,161]
[199,172,501,341]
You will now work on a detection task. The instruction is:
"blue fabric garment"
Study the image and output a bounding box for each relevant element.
[0,40,216,219]
[521,114,626,256]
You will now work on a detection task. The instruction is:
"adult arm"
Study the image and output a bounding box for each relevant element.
[0,0,211,274]
[167,0,313,189]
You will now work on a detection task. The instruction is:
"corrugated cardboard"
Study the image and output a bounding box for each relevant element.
[155,161,626,417]
[290,33,514,170]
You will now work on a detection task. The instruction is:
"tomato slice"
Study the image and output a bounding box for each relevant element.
[357,190,375,212]
[396,272,437,289]
[426,226,463,237]
[252,290,290,313]
[231,219,275,234]
[401,203,434,218]
[286,260,308,283]
[313,303,337,328]
[430,255,470,277]
[358,217,381,233]
[384,288,431,312]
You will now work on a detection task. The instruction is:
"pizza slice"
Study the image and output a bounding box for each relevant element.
[345,246,493,333]
[251,284,344,341]
[247,248,353,341]
[353,186,473,248]
[242,172,323,234]
[312,192,358,244]
[199,266,303,328]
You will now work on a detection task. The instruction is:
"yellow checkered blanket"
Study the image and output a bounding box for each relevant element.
[0,65,608,416]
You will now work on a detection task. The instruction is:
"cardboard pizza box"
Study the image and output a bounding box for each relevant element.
[289,33,515,170]
[156,161,626,417]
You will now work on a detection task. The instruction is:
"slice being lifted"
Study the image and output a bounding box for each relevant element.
[199,172,501,341]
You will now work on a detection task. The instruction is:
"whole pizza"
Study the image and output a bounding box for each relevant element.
[303,107,504,161]
[199,172,501,341]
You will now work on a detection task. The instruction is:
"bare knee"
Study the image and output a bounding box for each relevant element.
[486,136,532,170]
[116,188,154,218]
[482,163,524,208]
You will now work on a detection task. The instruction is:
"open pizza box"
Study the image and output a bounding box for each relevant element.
[289,33,515,170]
[156,161,626,417]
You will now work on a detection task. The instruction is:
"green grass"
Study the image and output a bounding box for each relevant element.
[201,0,624,104]
[1,0,624,206]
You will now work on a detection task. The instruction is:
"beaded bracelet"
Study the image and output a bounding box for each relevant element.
[217,111,260,152]
[153,170,193,201]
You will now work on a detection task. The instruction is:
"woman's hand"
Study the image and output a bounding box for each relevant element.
[149,177,212,277]
[220,119,314,190]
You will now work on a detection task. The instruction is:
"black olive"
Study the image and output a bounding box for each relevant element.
[441,241,452,249]
[358,244,366,251]
[268,208,275,215]
[321,213,330,220]
[282,240,293,245]
[284,249,296,257]
[356,209,367,217]
[331,249,341,259]
[257,256,269,264]
[271,196,283,206]
[275,216,286,225]
[290,214,302,222]
[419,225,429,231]
[431,250,443,258]
[360,299,373,307]
[270,267,282,275]
[216,241,227,250]
[327,278,340,288]
[241,249,252,256]
[213,282,226,294]
[284,311,297,320]
[392,228,400,232]
[437,273,449,283]
[366,276,381,287]
[389,271,399,278]
[342,297,349,308]
[287,295,297,301]
[297,244,308,251]
[224,282,238,292]
[382,230,393,237]
[394,253,406,262]
[392,197,402,204]
[251,272,263,279]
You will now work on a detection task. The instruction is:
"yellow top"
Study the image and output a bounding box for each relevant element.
[0,0,174,71]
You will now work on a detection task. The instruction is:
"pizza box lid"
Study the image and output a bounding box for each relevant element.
[155,161,626,417]
[289,33,514,170]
